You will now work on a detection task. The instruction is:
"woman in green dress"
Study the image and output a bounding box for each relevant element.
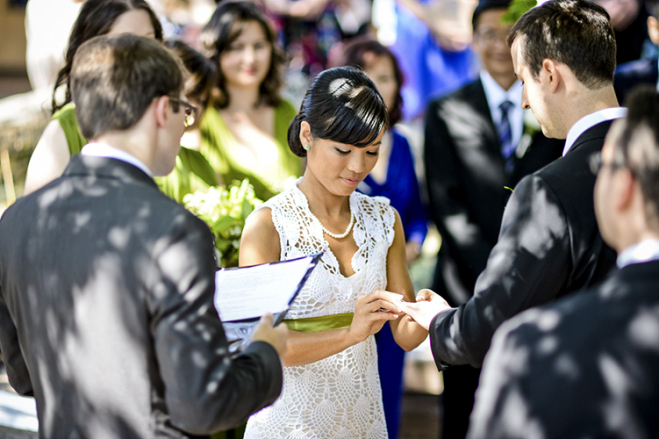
[24,0,163,194]
[200,0,303,201]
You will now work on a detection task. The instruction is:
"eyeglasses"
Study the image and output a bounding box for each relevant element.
[589,151,625,175]
[169,97,198,128]
[475,30,509,44]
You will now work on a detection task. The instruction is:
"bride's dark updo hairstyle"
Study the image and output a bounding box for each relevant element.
[288,67,389,158]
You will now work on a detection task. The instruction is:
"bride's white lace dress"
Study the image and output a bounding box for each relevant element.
[243,184,395,439]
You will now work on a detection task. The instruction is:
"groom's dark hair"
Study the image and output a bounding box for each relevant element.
[507,0,616,90]
[71,34,186,140]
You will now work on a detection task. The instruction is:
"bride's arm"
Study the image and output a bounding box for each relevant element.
[386,210,429,351]
[240,209,401,367]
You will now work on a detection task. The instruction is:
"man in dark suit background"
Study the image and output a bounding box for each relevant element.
[614,0,659,104]
[423,0,563,435]
[403,0,622,382]
[469,86,659,439]
[0,35,287,438]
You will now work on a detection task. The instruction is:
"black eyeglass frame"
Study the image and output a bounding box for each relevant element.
[169,96,198,128]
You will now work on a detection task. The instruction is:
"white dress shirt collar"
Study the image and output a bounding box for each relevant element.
[81,142,152,177]
[617,238,659,269]
[480,71,524,152]
[562,107,627,157]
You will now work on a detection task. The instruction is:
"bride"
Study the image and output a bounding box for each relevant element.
[239,67,428,438]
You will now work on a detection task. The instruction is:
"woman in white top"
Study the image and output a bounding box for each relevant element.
[239,67,428,438]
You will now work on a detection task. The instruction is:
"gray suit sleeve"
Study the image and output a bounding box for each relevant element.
[429,174,571,368]
[147,213,282,435]
[0,286,33,396]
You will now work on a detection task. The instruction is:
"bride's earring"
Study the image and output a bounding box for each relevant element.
[304,144,311,151]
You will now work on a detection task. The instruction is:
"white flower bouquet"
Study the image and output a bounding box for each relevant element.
[183,179,263,268]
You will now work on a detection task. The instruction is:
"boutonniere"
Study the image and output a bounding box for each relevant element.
[516,109,541,159]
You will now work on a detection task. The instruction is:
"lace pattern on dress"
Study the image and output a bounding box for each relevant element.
[244,184,396,438]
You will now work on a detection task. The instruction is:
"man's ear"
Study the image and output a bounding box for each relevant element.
[615,169,636,213]
[542,59,561,93]
[153,96,169,128]
[299,120,313,148]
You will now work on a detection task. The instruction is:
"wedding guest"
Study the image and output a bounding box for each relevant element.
[200,0,302,200]
[423,0,564,434]
[338,36,428,439]
[0,34,287,438]
[614,0,659,104]
[24,0,163,195]
[155,40,219,204]
[469,86,659,439]
[239,66,428,438]
[391,0,480,121]
[399,0,622,372]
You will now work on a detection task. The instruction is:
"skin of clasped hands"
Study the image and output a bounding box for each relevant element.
[396,289,452,331]
[347,291,407,344]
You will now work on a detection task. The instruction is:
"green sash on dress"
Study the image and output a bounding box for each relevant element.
[284,313,354,333]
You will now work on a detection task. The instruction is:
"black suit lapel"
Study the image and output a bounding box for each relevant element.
[471,79,503,159]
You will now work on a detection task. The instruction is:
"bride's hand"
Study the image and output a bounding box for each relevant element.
[347,291,404,344]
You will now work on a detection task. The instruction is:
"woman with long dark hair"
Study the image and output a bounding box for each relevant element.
[25,0,163,194]
[199,0,302,200]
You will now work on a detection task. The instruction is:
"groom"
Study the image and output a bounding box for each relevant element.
[400,0,624,369]
[0,35,287,438]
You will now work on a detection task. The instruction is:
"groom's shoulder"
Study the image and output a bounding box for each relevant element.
[534,139,600,201]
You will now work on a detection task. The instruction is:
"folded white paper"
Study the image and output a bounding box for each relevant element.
[214,253,322,323]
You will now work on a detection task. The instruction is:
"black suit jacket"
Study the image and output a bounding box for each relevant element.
[0,156,283,438]
[429,121,618,368]
[469,260,659,439]
[424,78,564,305]
[614,55,658,105]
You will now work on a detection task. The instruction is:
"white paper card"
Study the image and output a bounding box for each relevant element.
[214,255,318,322]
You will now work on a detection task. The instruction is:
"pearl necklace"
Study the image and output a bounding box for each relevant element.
[319,211,355,239]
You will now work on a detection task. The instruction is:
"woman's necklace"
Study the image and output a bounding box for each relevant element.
[319,210,355,239]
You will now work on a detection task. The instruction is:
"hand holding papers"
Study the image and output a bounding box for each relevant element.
[214,253,323,350]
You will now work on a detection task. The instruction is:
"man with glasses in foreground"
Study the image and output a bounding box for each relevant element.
[0,35,287,438]
[468,86,659,438]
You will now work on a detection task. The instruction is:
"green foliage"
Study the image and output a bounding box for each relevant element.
[503,0,538,24]
[184,179,263,268]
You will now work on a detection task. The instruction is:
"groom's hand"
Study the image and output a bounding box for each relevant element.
[251,313,289,357]
[397,289,451,330]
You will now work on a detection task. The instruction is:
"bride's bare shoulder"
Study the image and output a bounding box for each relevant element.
[240,207,280,265]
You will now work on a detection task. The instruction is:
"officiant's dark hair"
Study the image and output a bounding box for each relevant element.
[288,67,389,158]
[507,0,616,90]
[615,87,659,220]
[71,35,185,140]
[52,0,163,113]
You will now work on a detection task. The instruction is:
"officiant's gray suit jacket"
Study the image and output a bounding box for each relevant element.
[0,155,283,438]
